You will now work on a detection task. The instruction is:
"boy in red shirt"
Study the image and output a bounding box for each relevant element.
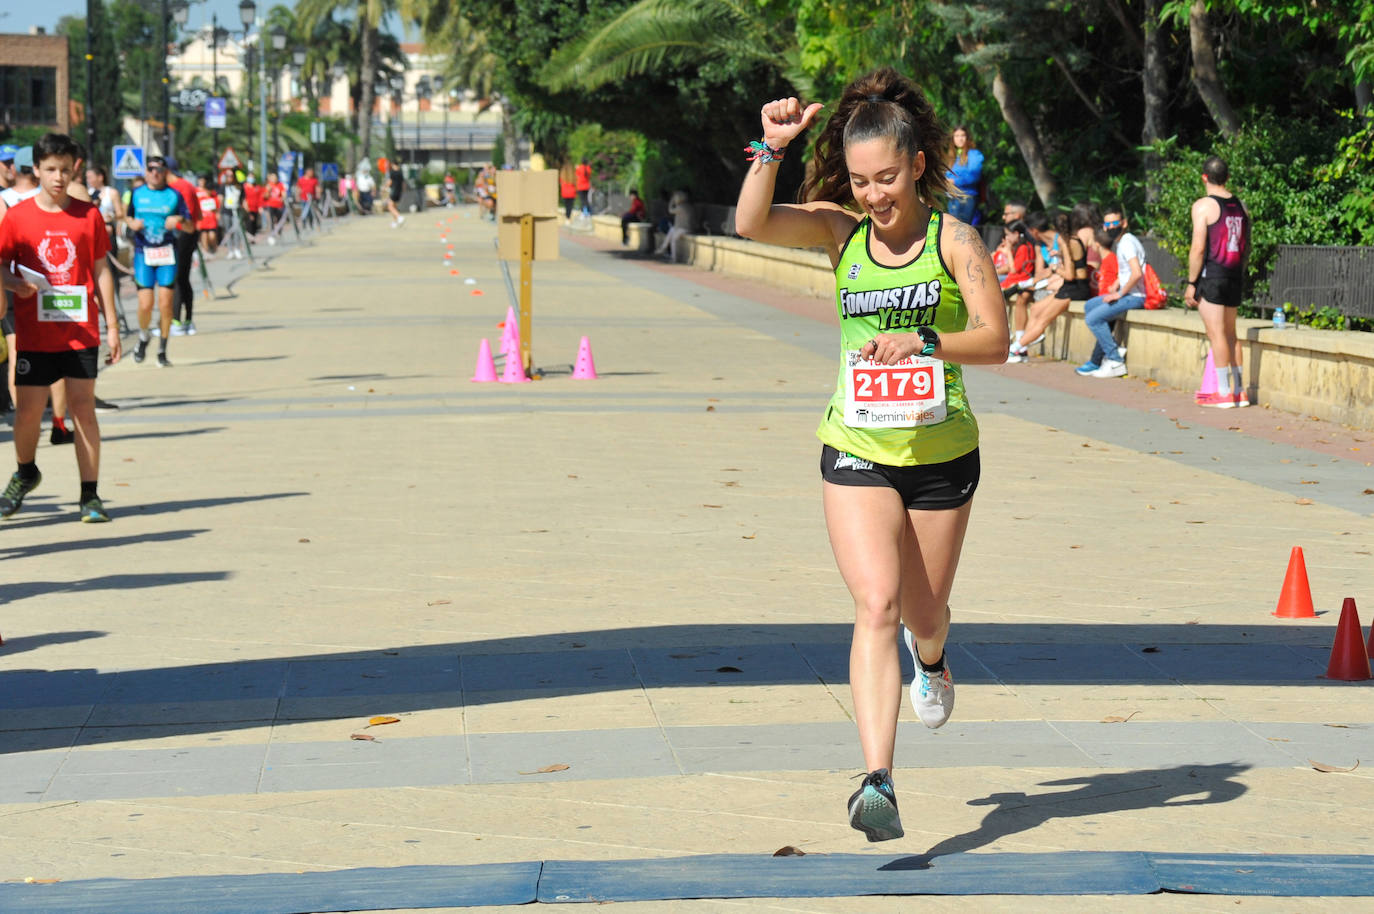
[0,133,121,522]
[242,176,264,238]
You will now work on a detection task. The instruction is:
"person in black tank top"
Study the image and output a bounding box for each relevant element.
[1007,202,1099,362]
[1186,156,1251,408]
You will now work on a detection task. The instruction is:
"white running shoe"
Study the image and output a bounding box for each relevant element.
[1089,359,1127,378]
[902,625,955,729]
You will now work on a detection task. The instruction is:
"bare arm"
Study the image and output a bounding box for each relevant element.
[93,255,121,363]
[1185,197,1212,308]
[1054,235,1075,281]
[734,96,853,260]
[863,220,1009,365]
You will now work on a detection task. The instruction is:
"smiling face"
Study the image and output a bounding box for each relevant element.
[845,137,925,231]
[952,128,968,149]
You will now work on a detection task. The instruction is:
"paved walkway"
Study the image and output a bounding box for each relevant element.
[2,209,1372,912]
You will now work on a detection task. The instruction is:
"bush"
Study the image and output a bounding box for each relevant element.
[567,124,640,192]
[1146,114,1353,306]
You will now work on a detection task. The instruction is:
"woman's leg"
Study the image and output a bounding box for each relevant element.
[899,501,973,666]
[1018,296,1071,350]
[824,481,909,773]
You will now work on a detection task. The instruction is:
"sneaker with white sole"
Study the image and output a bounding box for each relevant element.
[1074,360,1099,375]
[1196,390,1238,408]
[1088,359,1127,378]
[1005,346,1027,364]
[847,768,904,842]
[902,625,955,729]
[184,320,197,336]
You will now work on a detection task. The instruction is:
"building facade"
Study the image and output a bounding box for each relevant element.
[0,29,70,136]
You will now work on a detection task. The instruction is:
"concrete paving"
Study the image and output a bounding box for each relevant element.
[2,207,1372,912]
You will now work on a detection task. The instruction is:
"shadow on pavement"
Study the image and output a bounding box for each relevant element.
[0,491,308,529]
[914,763,1251,857]
[0,630,106,657]
[0,624,1345,754]
[0,528,209,560]
[0,570,230,605]
[101,427,228,443]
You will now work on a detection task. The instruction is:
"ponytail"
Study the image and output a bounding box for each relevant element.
[801,67,953,209]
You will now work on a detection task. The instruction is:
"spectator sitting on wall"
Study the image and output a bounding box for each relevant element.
[1006,202,1099,363]
[1076,206,1147,379]
[654,190,694,263]
[998,219,1035,345]
[620,190,647,245]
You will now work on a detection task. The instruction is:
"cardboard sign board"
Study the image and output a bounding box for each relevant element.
[496,170,559,261]
[498,215,559,262]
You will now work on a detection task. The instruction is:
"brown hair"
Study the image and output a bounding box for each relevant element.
[949,124,976,166]
[801,67,953,209]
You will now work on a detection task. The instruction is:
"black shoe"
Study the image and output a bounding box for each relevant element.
[94,396,120,412]
[134,338,148,363]
[157,352,172,368]
[79,494,111,523]
[50,424,75,446]
[0,470,41,518]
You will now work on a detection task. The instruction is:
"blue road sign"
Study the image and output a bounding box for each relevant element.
[204,97,227,129]
[320,163,339,182]
[112,145,145,179]
[277,152,296,184]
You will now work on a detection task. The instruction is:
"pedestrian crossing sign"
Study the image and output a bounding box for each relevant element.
[112,145,145,179]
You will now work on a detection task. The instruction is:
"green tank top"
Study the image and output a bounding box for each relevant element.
[816,211,979,466]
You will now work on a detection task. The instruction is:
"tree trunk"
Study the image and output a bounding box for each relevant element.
[955,35,1058,205]
[357,23,377,167]
[1188,0,1240,137]
[1142,0,1169,203]
[1354,80,1371,117]
[501,103,518,168]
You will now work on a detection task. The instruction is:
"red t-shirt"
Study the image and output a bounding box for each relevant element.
[559,179,576,200]
[169,174,203,226]
[574,163,591,192]
[297,176,318,200]
[243,183,264,212]
[195,188,219,230]
[0,197,109,352]
[265,182,286,209]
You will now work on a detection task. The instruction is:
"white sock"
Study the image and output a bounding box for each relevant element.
[1012,329,1023,342]
[139,329,150,342]
[1213,366,1231,395]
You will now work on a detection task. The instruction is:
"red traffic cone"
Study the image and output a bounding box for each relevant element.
[1326,598,1371,681]
[1273,546,1316,618]
[571,336,598,380]
[471,338,498,382]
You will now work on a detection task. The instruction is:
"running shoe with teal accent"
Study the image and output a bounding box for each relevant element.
[847,768,903,842]
[0,470,41,518]
[903,624,955,729]
[79,495,110,523]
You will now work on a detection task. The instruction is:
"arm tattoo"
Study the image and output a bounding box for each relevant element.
[970,313,988,331]
[950,222,989,259]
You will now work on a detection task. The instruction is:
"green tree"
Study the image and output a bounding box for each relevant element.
[297,0,401,165]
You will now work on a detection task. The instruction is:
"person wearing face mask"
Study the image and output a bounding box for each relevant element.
[1076,206,1146,378]
[735,68,1009,843]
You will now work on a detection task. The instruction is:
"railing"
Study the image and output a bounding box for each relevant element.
[1266,245,1374,320]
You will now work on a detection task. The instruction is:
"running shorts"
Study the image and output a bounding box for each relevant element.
[820,444,980,511]
[134,250,177,289]
[1197,270,1243,308]
[15,347,100,386]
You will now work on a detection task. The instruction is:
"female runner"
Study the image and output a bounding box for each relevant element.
[734,68,1009,842]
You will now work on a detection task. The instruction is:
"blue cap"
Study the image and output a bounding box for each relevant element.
[165,155,179,173]
[0,145,16,163]
[14,147,33,169]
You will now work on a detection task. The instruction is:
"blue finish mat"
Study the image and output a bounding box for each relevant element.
[0,862,540,913]
[537,852,1157,902]
[1148,853,1374,896]
[5,852,1374,911]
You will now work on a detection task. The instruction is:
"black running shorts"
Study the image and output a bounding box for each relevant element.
[820,444,980,510]
[1197,270,1243,308]
[15,347,100,386]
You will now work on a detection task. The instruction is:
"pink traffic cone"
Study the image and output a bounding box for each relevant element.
[572,336,599,380]
[500,307,520,357]
[499,347,529,383]
[471,338,498,382]
[1195,348,1217,401]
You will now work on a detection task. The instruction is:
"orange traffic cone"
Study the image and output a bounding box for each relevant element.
[1273,546,1316,618]
[1326,598,1371,681]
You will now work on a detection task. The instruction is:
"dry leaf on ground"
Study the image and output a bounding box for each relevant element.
[519,763,571,775]
[368,716,401,726]
[1102,711,1141,724]
[773,846,807,857]
[1309,759,1360,773]
[350,733,377,741]
[1295,498,1314,505]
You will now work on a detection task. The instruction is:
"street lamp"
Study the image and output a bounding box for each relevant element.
[414,76,431,167]
[390,74,404,165]
[269,27,286,162]
[160,0,190,155]
[238,0,270,180]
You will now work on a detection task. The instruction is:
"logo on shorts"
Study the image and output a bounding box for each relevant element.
[15,358,30,376]
[847,263,862,279]
[833,451,873,472]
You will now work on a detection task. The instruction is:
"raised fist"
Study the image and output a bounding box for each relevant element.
[760,98,825,149]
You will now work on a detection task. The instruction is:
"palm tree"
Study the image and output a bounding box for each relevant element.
[297,0,398,166]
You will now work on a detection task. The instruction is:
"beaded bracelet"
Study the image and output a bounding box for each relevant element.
[745,140,786,165]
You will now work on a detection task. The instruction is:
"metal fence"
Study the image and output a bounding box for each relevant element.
[1267,245,1374,320]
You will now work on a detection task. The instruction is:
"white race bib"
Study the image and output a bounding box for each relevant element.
[201,197,217,211]
[843,350,947,428]
[38,285,89,323]
[144,244,175,266]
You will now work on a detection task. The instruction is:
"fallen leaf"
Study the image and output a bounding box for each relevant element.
[707,398,720,402]
[1363,489,1374,495]
[368,716,401,727]
[1170,500,1183,504]
[702,504,722,508]
[426,599,452,606]
[1267,737,1291,742]
[1280,458,1292,463]
[722,481,740,487]
[1309,759,1360,773]
[1081,443,1092,448]
[1102,711,1141,723]
[705,405,715,412]
[773,846,807,857]
[1145,505,1156,510]
[1299,480,1319,485]
[741,534,756,540]
[1295,498,1314,505]
[1186,520,1206,524]
[298,538,311,543]
[350,733,377,741]
[116,482,129,486]
[519,763,571,775]
[1142,647,1160,653]
[1325,724,1352,729]
[567,474,578,479]
[716,666,743,673]
[1069,545,1081,549]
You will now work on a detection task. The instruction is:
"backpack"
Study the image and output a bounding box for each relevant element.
[1143,264,1167,309]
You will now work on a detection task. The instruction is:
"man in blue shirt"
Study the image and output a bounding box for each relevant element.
[123,156,186,367]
